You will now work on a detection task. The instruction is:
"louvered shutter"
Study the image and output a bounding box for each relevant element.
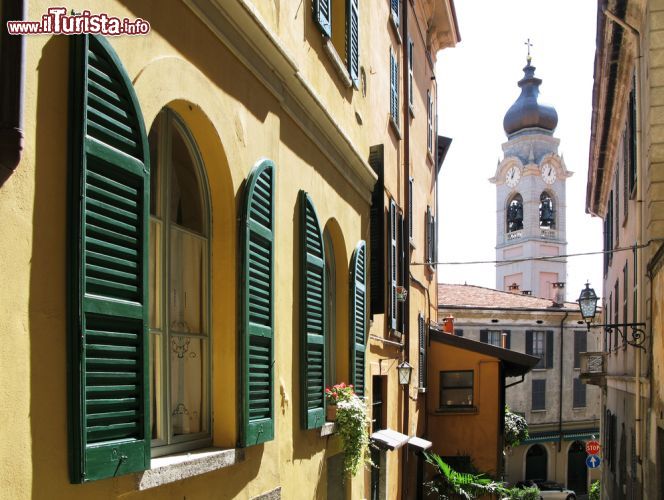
[546,330,554,368]
[347,0,360,88]
[525,330,533,355]
[424,207,433,262]
[391,0,399,26]
[480,329,488,344]
[418,314,426,389]
[313,0,332,37]
[389,200,398,331]
[390,51,398,123]
[574,330,587,369]
[349,241,367,397]
[454,329,463,337]
[240,159,275,446]
[300,192,326,429]
[505,330,511,350]
[397,211,405,334]
[369,145,385,316]
[68,34,150,483]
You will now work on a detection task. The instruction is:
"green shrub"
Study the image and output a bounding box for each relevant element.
[503,486,540,500]
[589,479,601,500]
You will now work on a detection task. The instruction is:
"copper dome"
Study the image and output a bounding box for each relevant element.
[503,60,558,136]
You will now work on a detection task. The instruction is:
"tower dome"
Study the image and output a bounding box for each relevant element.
[503,59,558,137]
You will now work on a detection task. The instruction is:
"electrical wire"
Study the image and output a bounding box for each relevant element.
[411,240,662,266]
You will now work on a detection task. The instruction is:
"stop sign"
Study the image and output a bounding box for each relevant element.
[586,440,601,455]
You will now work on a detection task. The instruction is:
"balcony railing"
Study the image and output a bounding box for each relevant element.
[540,228,557,239]
[506,229,523,241]
[579,351,607,387]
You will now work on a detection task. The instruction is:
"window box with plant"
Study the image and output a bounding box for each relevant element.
[325,383,371,478]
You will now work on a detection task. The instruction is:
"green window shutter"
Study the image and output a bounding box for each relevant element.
[347,0,360,88]
[349,241,367,397]
[300,191,326,429]
[369,145,385,316]
[68,34,150,483]
[480,329,488,344]
[546,330,554,368]
[425,206,432,263]
[418,314,426,389]
[240,159,275,446]
[314,0,332,37]
[390,51,399,124]
[389,200,398,331]
[408,177,413,240]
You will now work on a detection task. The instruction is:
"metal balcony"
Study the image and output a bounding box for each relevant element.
[579,351,606,387]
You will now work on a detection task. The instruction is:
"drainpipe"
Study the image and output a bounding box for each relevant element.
[0,0,26,185]
[401,2,411,499]
[558,311,568,454]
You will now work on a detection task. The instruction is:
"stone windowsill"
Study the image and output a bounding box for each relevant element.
[137,447,244,490]
[323,39,352,89]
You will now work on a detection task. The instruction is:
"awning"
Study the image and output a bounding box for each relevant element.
[371,429,409,451]
[523,428,600,444]
[408,436,433,451]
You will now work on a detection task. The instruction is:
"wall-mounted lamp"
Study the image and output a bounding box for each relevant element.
[577,282,647,350]
[397,361,413,385]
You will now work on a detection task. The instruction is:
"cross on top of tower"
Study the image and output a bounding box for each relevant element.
[524,38,533,63]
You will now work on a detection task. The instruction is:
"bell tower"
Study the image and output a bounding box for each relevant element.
[490,55,572,300]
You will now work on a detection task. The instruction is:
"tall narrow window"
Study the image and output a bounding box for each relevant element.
[573,378,586,408]
[526,330,553,369]
[507,194,524,233]
[427,90,433,154]
[324,232,336,389]
[390,49,399,128]
[390,0,399,27]
[408,38,414,109]
[149,110,211,456]
[417,314,426,389]
[389,200,398,331]
[623,263,628,348]
[539,192,555,228]
[574,330,587,369]
[532,379,546,410]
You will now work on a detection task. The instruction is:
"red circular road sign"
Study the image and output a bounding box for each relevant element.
[586,440,601,455]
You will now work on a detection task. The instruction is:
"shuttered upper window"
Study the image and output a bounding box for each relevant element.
[148,109,211,456]
[68,34,151,483]
[314,0,359,88]
[300,192,327,429]
[350,241,367,397]
[240,160,276,446]
[390,49,399,128]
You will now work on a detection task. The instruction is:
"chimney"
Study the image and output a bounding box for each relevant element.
[521,290,532,296]
[442,315,454,334]
[508,282,520,293]
[552,282,565,307]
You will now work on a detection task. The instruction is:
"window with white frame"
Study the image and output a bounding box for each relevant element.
[149,109,211,455]
[532,331,546,368]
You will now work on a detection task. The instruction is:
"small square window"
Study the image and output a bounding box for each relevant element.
[440,371,473,408]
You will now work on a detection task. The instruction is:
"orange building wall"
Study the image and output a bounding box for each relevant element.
[427,341,503,476]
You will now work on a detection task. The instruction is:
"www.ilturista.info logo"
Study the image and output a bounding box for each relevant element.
[6,7,151,36]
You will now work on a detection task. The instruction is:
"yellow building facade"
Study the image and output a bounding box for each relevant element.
[0,0,458,498]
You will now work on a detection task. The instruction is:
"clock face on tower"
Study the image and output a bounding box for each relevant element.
[541,161,557,184]
[506,166,521,187]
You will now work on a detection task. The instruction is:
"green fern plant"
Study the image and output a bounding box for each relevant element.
[424,452,507,499]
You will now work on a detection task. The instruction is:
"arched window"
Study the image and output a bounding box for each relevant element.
[539,192,555,228]
[507,194,524,233]
[149,109,210,455]
[323,230,336,389]
[525,444,548,481]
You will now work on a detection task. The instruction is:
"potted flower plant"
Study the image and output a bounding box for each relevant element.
[325,382,371,478]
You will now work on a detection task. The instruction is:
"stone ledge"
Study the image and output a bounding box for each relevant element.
[137,448,244,490]
[251,486,282,500]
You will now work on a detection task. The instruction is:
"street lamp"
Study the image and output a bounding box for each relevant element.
[397,361,413,385]
[577,282,599,328]
[576,282,647,350]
